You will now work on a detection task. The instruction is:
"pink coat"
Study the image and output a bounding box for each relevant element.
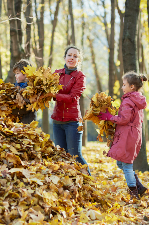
[107,91,147,163]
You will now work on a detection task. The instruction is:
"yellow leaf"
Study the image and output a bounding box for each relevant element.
[86,210,96,220]
[49,175,60,185]
[0,79,4,84]
[51,219,59,225]
[6,153,22,165]
[29,178,43,185]
[10,146,20,155]
[30,121,38,128]
[79,213,89,223]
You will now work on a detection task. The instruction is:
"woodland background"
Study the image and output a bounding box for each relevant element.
[0,0,149,171]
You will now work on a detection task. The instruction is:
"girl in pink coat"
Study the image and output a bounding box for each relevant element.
[99,71,147,200]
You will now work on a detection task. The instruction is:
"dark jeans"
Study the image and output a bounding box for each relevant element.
[53,121,91,175]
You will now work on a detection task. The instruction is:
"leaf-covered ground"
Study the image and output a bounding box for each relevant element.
[0,119,149,225]
[81,141,149,225]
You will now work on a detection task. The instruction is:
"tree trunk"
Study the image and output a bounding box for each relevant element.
[48,0,61,67]
[6,0,21,83]
[87,36,102,93]
[34,0,44,67]
[102,0,110,47]
[66,15,71,46]
[109,0,115,98]
[44,0,61,136]
[137,14,148,143]
[80,95,87,146]
[80,0,87,146]
[122,0,140,72]
[68,0,75,45]
[42,108,50,134]
[133,124,149,172]
[116,0,124,98]
[25,0,32,58]
[123,0,148,172]
[137,14,146,74]
[15,0,22,46]
[34,0,48,133]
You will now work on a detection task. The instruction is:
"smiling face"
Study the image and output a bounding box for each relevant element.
[14,69,26,83]
[122,78,135,94]
[64,48,80,69]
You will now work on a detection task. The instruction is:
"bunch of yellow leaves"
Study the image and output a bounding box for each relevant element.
[0,80,25,121]
[83,92,118,146]
[22,66,63,111]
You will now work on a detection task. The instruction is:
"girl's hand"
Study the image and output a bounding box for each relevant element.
[39,93,56,100]
[98,109,113,121]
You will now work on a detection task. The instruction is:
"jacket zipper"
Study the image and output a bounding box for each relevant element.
[65,76,74,90]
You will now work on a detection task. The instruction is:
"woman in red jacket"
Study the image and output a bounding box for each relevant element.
[42,46,91,175]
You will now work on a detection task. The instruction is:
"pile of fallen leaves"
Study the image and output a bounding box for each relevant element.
[83,92,118,146]
[0,118,149,224]
[22,66,62,111]
[0,80,25,121]
[0,118,110,225]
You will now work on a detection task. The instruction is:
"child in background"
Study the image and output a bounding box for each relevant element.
[12,59,36,124]
[98,71,147,199]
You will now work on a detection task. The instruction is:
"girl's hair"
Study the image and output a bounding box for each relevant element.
[13,59,32,73]
[64,45,83,68]
[122,71,147,91]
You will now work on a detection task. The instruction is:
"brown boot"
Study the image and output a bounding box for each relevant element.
[129,186,139,200]
[134,174,147,196]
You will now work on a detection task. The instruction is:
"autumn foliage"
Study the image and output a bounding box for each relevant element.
[0,80,25,121]
[0,118,110,225]
[83,92,118,146]
[0,66,62,122]
[22,66,63,111]
[0,118,149,224]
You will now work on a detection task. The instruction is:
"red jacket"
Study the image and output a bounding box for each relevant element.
[51,68,86,122]
[107,91,147,163]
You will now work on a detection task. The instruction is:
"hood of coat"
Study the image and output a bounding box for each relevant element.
[122,91,147,110]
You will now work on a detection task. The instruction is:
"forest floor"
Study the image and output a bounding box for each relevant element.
[79,141,149,225]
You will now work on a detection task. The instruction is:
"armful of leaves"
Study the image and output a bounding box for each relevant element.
[21,66,63,111]
[83,92,118,146]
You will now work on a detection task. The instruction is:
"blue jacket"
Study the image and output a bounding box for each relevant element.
[14,81,28,88]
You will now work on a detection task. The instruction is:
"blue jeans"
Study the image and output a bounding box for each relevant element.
[53,121,91,175]
[117,161,136,187]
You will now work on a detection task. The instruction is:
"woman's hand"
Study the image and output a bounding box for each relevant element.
[39,93,56,100]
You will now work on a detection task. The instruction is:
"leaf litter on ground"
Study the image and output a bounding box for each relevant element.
[82,141,149,225]
[0,118,149,224]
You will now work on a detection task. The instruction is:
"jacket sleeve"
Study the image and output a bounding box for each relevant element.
[55,73,86,103]
[110,99,135,125]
